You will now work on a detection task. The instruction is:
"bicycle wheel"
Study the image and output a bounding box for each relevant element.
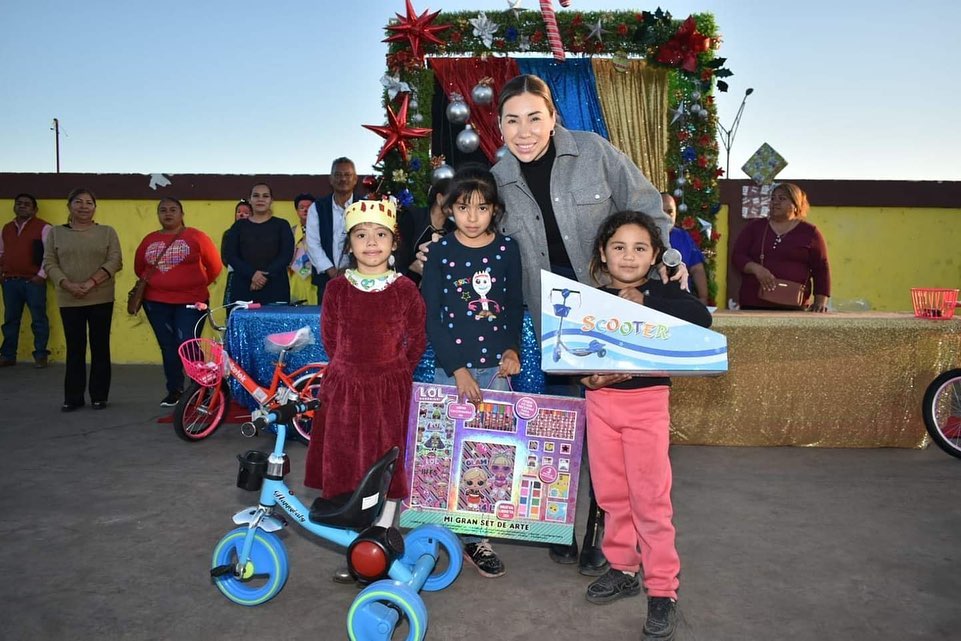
[173,380,230,442]
[289,370,325,444]
[398,525,463,592]
[922,368,961,459]
[211,527,289,606]
[347,580,428,641]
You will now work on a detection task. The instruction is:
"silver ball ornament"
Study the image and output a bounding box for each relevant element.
[698,108,709,119]
[446,99,470,125]
[471,83,494,106]
[431,164,455,185]
[495,145,510,162]
[411,113,423,124]
[456,125,481,154]
[673,188,684,198]
[691,91,701,101]
[679,203,688,214]
[409,98,419,110]
[676,176,687,187]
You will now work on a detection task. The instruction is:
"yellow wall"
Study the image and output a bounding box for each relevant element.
[0,198,299,364]
[3,199,960,362]
[717,205,961,311]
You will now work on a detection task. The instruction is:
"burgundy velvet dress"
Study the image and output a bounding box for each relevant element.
[304,275,426,499]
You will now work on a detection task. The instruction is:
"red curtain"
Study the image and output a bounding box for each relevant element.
[429,57,521,163]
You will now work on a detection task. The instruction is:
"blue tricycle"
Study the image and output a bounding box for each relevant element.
[211,401,462,641]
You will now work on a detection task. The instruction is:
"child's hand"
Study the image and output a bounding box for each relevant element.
[498,349,521,378]
[657,260,689,290]
[619,287,646,305]
[580,373,633,390]
[454,368,483,404]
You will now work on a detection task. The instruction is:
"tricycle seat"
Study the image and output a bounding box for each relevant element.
[309,447,398,529]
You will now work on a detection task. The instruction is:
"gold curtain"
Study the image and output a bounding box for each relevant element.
[592,59,669,191]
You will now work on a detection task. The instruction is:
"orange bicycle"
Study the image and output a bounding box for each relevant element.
[173,301,326,443]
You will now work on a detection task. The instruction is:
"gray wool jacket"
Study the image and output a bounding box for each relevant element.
[491,125,672,337]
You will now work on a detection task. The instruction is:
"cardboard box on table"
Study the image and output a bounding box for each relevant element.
[540,271,728,375]
[400,382,585,545]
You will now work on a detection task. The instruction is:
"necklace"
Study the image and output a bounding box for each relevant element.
[769,220,798,249]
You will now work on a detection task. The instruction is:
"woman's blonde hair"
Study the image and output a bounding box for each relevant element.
[772,183,810,218]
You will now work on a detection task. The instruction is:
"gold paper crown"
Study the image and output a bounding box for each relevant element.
[344,199,398,233]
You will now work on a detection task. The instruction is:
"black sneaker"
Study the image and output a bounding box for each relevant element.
[643,597,678,640]
[160,391,182,407]
[549,539,578,564]
[585,568,641,604]
[463,540,506,578]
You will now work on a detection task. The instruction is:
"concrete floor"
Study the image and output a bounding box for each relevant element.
[1,364,958,641]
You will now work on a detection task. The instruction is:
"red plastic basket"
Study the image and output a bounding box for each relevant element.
[911,288,959,320]
[178,338,226,387]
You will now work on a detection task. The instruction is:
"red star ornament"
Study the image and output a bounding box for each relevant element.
[384,0,450,64]
[363,94,431,164]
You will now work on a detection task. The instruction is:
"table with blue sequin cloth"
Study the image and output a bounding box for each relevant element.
[225,305,546,409]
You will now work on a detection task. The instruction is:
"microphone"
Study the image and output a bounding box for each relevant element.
[662,248,682,275]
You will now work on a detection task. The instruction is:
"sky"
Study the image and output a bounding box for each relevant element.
[1,0,958,181]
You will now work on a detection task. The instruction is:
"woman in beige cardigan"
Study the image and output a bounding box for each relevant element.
[43,188,122,411]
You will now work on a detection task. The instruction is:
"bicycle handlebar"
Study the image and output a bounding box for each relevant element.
[249,399,321,432]
[187,301,261,335]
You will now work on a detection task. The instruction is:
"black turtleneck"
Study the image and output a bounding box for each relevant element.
[518,139,572,270]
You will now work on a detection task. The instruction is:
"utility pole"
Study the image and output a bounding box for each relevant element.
[52,118,60,173]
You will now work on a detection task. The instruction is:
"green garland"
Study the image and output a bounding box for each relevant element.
[376,7,729,303]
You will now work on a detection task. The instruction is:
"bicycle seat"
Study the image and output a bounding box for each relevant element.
[309,447,399,529]
[264,326,313,354]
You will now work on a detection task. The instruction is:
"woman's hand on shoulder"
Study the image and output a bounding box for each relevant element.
[580,373,632,390]
[415,232,444,265]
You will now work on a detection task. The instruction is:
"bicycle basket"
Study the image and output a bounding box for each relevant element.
[910,288,959,320]
[178,338,226,387]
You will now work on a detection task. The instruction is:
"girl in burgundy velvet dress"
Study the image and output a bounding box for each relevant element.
[304,199,426,558]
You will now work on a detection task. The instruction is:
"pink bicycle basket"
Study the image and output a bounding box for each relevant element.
[178,338,226,387]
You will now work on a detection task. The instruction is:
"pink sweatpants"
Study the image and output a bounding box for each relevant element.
[585,385,679,599]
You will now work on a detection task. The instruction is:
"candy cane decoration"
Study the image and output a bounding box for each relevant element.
[540,0,570,62]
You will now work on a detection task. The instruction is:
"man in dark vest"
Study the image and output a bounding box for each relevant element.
[305,157,358,303]
[1,193,51,367]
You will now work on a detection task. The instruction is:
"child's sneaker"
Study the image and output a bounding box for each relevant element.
[463,540,506,578]
[642,596,678,640]
[585,568,641,604]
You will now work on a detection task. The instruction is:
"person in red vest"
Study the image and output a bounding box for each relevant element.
[0,193,52,368]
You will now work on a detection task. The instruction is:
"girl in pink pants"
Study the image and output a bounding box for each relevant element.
[580,211,712,641]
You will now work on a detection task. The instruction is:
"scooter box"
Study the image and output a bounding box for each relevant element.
[539,270,728,376]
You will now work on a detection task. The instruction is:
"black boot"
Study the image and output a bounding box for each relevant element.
[548,536,579,564]
[578,494,609,576]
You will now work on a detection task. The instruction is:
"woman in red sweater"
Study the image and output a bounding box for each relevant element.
[135,198,222,406]
[731,183,831,311]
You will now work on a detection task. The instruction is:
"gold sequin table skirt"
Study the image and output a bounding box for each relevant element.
[669,312,961,448]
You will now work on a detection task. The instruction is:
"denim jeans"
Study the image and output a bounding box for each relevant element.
[143,300,207,394]
[1,277,49,360]
[434,365,510,545]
